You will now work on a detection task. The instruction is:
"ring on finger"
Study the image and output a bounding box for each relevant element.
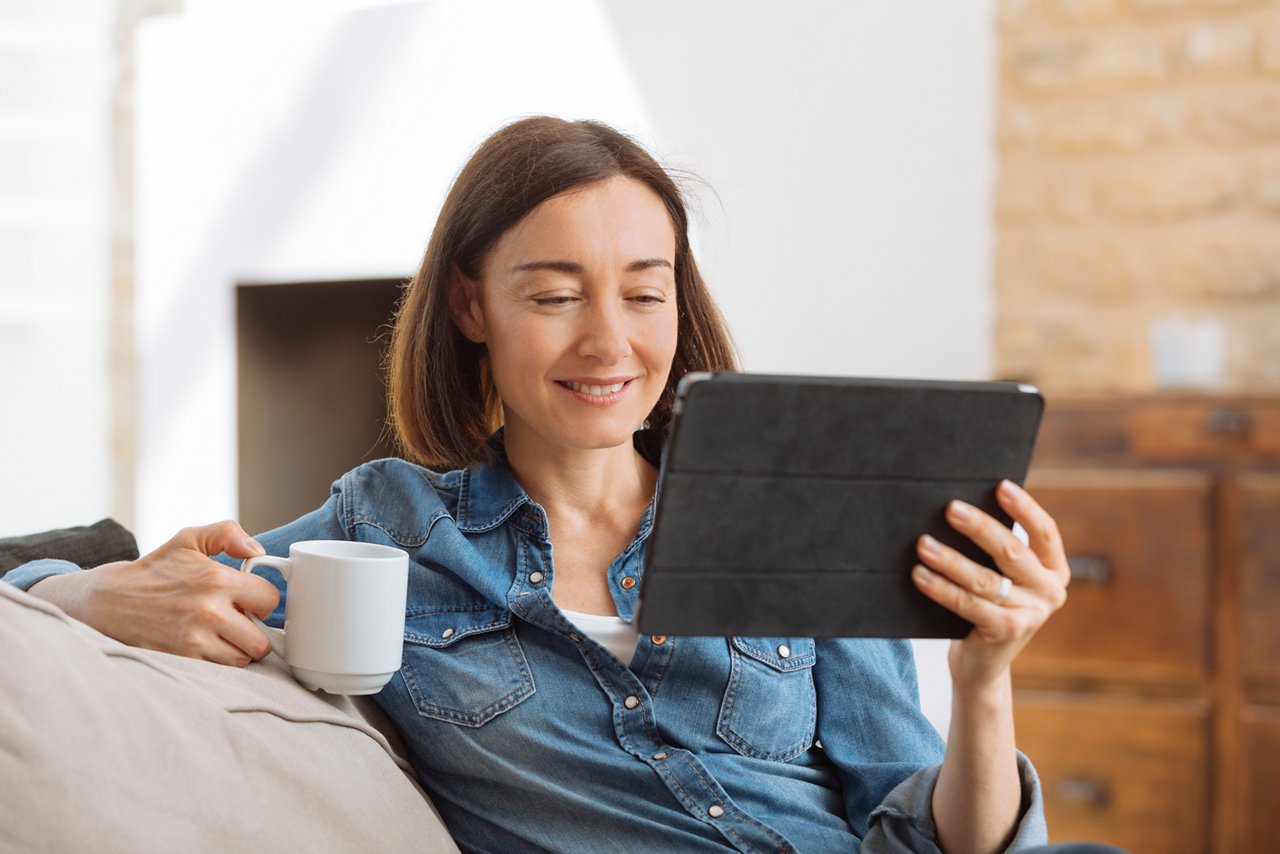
[990,575,1013,606]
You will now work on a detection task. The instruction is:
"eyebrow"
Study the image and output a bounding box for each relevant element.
[509,258,673,275]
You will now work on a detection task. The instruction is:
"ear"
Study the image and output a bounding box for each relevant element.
[448,267,486,343]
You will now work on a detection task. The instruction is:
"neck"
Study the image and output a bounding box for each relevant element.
[502,428,657,521]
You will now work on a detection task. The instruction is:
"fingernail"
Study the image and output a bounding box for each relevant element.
[247,538,265,555]
[999,479,1022,499]
[920,535,941,555]
[912,564,933,583]
[949,500,974,521]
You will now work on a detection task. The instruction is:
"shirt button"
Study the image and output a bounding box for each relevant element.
[441,628,455,639]
[624,695,640,710]
[620,576,637,590]
[707,804,725,819]
[650,635,666,645]
[652,751,668,761]
[528,571,545,584]
[777,644,791,659]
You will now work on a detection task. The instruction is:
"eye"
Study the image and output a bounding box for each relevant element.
[629,294,668,305]
[533,295,580,307]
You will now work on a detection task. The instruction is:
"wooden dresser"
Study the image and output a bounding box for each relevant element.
[1013,395,1280,854]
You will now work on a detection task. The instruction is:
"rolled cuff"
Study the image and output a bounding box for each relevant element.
[2,559,83,593]
[864,750,1047,852]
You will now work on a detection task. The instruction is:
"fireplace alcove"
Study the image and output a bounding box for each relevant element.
[236,278,405,535]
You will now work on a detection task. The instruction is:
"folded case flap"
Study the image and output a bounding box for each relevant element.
[639,374,1043,639]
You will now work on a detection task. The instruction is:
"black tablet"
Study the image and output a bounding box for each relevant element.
[635,373,1044,639]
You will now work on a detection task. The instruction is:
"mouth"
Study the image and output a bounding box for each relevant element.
[561,380,628,396]
[556,378,634,405]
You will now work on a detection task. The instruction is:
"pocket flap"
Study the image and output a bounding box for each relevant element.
[730,636,816,671]
[405,608,512,648]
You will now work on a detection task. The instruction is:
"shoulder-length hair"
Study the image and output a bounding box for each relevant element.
[387,116,738,471]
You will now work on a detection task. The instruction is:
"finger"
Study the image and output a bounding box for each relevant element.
[230,571,282,621]
[219,610,274,662]
[171,520,265,560]
[944,499,1046,588]
[200,634,258,667]
[996,480,1070,577]
[911,564,1022,638]
[916,533,1014,604]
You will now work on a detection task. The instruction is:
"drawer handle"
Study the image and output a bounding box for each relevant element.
[1057,777,1111,810]
[1067,555,1111,585]
[1205,409,1251,438]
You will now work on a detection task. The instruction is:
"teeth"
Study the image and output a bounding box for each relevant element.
[567,381,626,396]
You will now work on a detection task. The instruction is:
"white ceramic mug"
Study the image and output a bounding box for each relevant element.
[241,540,409,695]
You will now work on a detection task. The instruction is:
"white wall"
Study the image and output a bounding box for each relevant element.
[0,0,113,537]
[601,2,997,383]
[134,0,996,535]
[137,0,994,734]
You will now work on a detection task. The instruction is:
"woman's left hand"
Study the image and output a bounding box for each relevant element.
[911,478,1070,688]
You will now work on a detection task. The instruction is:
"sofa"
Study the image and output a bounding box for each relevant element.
[0,521,459,853]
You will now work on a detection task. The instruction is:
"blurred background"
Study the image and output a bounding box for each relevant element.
[2,1,1278,851]
[0,0,1001,543]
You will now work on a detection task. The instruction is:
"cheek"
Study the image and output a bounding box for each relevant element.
[651,312,680,372]
[480,320,529,396]
[485,316,562,389]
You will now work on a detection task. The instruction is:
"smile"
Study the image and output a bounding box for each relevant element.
[563,381,627,396]
[556,378,634,406]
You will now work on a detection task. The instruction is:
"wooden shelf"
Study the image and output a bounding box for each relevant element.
[1014,395,1280,853]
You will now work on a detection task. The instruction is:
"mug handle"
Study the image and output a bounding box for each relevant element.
[240,555,292,659]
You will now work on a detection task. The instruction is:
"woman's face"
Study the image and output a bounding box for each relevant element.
[453,176,680,457]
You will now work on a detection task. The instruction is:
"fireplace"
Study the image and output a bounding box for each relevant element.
[236,278,405,534]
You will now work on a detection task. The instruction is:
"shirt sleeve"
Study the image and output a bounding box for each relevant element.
[863,750,1048,852]
[813,637,1048,851]
[2,559,83,592]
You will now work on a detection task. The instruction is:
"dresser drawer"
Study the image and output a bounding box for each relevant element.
[1014,692,1210,854]
[1016,470,1212,686]
[1241,474,1280,697]
[1238,705,1280,850]
[1125,399,1280,461]
[1034,397,1280,465]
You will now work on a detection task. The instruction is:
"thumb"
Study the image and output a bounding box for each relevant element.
[172,520,265,559]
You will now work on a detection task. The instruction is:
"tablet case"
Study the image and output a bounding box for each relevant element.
[635,373,1044,639]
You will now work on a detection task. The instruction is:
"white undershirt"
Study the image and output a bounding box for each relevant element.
[560,608,640,665]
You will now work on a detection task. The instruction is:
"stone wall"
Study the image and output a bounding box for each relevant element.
[995,0,1280,391]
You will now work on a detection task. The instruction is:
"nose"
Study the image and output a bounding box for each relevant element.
[577,298,631,365]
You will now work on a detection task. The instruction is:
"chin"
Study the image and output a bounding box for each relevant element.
[504,398,656,455]
[558,418,646,451]
[575,428,641,451]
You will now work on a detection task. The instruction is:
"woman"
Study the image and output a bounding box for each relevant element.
[15,117,1072,852]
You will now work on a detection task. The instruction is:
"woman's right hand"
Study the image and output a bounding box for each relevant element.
[28,520,280,666]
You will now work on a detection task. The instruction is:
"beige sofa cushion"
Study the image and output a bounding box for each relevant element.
[0,582,458,853]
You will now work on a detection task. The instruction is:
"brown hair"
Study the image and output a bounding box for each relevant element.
[387,116,738,470]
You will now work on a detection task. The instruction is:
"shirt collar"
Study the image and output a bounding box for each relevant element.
[456,432,532,534]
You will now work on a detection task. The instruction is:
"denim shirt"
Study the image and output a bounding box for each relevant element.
[7,450,1048,852]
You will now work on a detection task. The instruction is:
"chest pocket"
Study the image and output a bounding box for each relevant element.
[717,636,817,762]
[399,608,535,727]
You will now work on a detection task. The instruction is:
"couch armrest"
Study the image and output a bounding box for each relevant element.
[0,581,458,853]
[0,518,139,577]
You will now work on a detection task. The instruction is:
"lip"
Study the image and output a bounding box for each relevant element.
[555,377,636,407]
